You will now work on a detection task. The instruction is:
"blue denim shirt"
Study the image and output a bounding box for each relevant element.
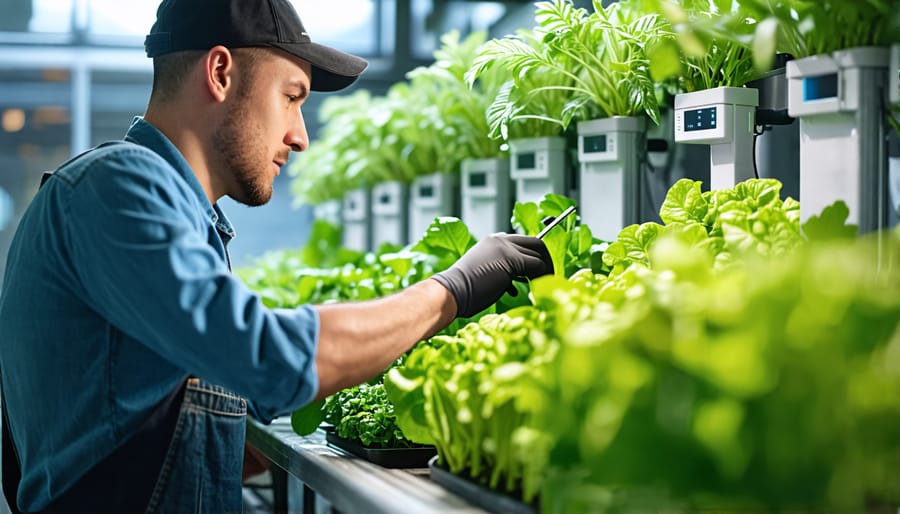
[0,117,320,512]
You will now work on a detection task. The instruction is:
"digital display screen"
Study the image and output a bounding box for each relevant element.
[684,107,717,132]
[517,152,536,169]
[469,172,487,188]
[418,185,434,198]
[583,134,608,153]
[804,73,838,101]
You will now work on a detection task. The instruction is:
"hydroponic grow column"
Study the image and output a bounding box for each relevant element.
[341,189,371,252]
[370,181,409,247]
[461,158,512,240]
[576,116,646,241]
[408,173,458,243]
[509,137,569,206]
[787,47,890,232]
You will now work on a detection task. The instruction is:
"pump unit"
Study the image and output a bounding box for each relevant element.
[675,86,759,191]
[787,47,890,232]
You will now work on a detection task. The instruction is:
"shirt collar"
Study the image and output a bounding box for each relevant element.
[123,117,236,240]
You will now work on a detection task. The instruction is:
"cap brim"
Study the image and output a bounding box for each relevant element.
[273,42,368,92]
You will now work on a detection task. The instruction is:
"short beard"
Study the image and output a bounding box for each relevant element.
[211,74,273,207]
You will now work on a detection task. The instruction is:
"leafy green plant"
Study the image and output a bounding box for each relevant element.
[467,0,671,139]
[291,29,516,207]
[481,56,576,141]
[737,0,900,67]
[528,228,900,513]
[251,215,529,448]
[322,381,415,448]
[385,311,551,501]
[386,178,900,513]
[384,195,602,501]
[382,79,462,178]
[407,30,508,160]
[638,0,899,87]
[602,178,803,274]
[511,194,597,277]
[635,0,759,90]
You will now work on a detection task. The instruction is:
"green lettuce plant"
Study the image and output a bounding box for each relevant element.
[240,215,528,448]
[650,0,900,76]
[528,228,900,513]
[511,194,597,278]
[602,178,805,273]
[386,179,900,513]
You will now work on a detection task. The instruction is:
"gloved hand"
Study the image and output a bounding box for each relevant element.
[431,234,554,318]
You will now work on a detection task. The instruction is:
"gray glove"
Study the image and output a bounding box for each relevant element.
[431,234,554,318]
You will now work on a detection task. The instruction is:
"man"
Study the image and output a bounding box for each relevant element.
[0,0,553,512]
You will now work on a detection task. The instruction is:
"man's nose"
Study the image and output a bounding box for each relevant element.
[286,109,308,152]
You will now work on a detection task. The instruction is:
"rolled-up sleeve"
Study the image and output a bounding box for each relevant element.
[64,146,318,422]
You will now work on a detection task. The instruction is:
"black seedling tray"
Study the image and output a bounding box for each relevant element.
[325,431,436,469]
[428,456,537,514]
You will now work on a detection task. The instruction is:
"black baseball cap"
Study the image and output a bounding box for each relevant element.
[144,0,369,92]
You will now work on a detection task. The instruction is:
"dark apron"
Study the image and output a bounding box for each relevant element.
[3,377,247,514]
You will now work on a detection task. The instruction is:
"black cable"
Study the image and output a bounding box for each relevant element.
[752,124,766,180]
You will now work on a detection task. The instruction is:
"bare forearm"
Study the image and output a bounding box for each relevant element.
[312,278,455,398]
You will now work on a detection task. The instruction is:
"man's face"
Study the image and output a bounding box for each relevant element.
[212,50,311,206]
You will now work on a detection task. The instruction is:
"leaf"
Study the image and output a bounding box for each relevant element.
[732,178,783,209]
[412,217,477,269]
[378,250,419,278]
[752,17,779,72]
[512,201,542,235]
[291,399,326,436]
[384,368,435,445]
[648,39,683,83]
[566,224,597,274]
[660,179,709,225]
[678,30,708,59]
[659,0,688,24]
[602,222,664,273]
[539,194,577,219]
[801,201,859,241]
[544,227,570,277]
[529,273,577,304]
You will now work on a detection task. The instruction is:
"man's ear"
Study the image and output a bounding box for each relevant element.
[204,45,233,103]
